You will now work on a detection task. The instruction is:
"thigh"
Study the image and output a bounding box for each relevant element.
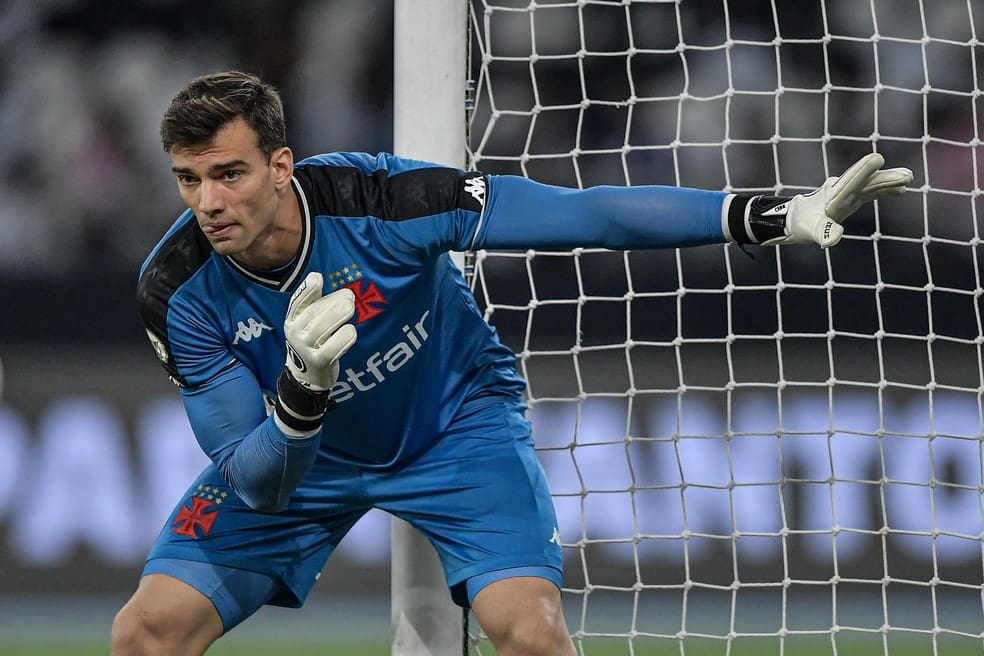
[147,464,367,614]
[141,559,281,632]
[372,397,563,605]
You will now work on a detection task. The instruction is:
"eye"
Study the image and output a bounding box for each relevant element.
[222,170,242,181]
[176,175,199,186]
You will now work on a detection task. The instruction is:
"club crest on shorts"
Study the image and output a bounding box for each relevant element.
[171,484,227,538]
[327,262,386,324]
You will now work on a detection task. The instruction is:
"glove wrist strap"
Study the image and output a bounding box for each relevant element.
[275,368,335,435]
[728,194,792,244]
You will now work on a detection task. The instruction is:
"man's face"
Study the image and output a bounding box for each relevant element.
[170,117,281,258]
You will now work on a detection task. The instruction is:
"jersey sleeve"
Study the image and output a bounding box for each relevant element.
[299,152,487,268]
[301,152,727,264]
[142,302,321,512]
[136,287,235,389]
[301,152,729,263]
[136,212,234,388]
[181,365,321,513]
[157,299,229,387]
[472,174,729,251]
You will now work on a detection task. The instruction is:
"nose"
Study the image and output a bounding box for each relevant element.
[198,180,225,216]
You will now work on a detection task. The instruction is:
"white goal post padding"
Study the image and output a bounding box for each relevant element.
[466,0,983,652]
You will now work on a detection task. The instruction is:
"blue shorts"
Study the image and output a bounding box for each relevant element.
[143,395,563,631]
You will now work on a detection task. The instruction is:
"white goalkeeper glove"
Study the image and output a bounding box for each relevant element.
[274,272,358,437]
[725,153,913,249]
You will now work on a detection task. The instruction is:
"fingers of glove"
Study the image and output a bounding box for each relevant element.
[295,288,356,340]
[317,324,358,365]
[832,153,886,194]
[286,272,325,324]
[858,167,913,203]
[825,153,886,222]
[300,325,358,376]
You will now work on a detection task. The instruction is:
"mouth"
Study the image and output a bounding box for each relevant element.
[201,221,237,238]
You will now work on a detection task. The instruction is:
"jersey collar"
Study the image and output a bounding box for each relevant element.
[222,176,314,291]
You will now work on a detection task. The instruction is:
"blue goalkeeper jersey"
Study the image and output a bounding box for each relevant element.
[138,152,727,506]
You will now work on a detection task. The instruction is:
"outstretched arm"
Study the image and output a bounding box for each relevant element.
[473,153,912,252]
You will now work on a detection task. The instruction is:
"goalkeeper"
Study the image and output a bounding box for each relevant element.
[115,70,911,656]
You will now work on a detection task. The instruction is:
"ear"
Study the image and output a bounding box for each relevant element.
[271,146,294,190]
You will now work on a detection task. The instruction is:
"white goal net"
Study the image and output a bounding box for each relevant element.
[465,0,983,653]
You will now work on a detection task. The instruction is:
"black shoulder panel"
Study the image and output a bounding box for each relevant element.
[136,218,213,386]
[295,163,485,221]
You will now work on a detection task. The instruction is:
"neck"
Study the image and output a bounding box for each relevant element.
[233,183,302,270]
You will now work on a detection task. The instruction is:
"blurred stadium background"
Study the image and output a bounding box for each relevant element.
[2,2,398,653]
[1,0,983,654]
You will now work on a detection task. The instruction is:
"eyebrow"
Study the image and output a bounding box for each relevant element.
[171,159,250,175]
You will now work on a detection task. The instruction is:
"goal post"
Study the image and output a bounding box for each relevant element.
[392,0,468,653]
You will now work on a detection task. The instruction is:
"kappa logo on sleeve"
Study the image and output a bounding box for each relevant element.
[463,175,486,208]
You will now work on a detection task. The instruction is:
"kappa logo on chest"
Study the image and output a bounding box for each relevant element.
[232,317,275,345]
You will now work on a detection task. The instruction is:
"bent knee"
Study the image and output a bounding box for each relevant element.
[111,595,220,656]
[486,599,571,655]
[111,604,165,656]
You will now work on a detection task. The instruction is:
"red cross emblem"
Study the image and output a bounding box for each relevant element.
[171,497,219,538]
[344,278,387,324]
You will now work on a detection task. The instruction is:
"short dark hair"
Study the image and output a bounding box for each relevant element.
[160,70,286,160]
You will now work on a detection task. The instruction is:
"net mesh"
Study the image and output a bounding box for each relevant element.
[465,0,984,653]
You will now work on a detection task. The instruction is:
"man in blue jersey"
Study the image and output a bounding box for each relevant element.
[113,70,911,655]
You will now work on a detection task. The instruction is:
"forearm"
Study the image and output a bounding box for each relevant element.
[215,417,321,513]
[475,175,728,251]
[182,368,322,513]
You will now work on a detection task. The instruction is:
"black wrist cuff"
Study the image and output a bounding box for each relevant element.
[275,368,334,433]
[727,194,754,244]
[729,194,792,244]
[749,195,792,244]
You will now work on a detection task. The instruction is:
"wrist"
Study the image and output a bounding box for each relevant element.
[724,194,793,245]
[274,368,335,438]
